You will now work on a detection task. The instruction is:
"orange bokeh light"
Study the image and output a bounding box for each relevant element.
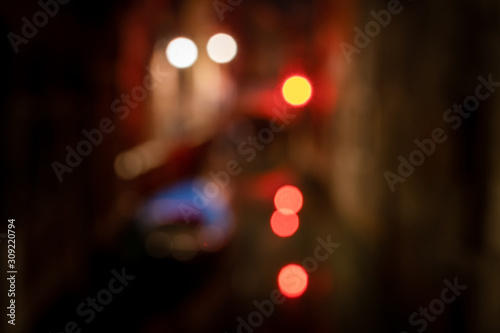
[274,185,303,213]
[270,210,299,237]
[278,264,308,298]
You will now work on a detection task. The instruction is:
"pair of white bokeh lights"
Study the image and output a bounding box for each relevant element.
[166,33,237,68]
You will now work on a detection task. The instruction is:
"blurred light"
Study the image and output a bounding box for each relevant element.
[278,264,308,298]
[114,140,171,180]
[274,185,303,213]
[282,76,312,106]
[206,33,237,63]
[114,151,144,180]
[136,179,234,236]
[166,37,198,68]
[145,231,171,258]
[270,210,299,237]
[171,234,197,261]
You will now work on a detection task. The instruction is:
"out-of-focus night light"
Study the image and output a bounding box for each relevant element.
[282,75,312,106]
[114,151,143,180]
[171,234,197,261]
[270,210,299,237]
[166,37,198,68]
[114,140,169,180]
[274,185,303,213]
[278,264,308,298]
[207,33,237,63]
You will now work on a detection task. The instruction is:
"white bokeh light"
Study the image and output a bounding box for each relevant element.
[166,37,198,69]
[206,33,237,64]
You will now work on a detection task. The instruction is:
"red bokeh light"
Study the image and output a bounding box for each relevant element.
[274,185,303,213]
[270,210,299,237]
[278,264,308,298]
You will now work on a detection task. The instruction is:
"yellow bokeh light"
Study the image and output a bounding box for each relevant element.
[282,75,312,106]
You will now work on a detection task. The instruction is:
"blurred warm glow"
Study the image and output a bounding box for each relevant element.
[166,37,198,68]
[114,150,143,180]
[270,210,299,237]
[149,46,179,138]
[282,75,312,106]
[278,264,308,298]
[274,185,303,213]
[206,33,237,63]
[114,140,171,180]
[171,234,197,261]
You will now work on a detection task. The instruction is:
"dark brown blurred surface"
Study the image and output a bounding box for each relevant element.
[1,0,500,332]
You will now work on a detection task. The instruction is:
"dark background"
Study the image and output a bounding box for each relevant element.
[1,0,500,332]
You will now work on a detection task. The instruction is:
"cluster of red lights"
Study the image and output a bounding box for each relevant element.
[271,185,309,298]
[270,185,303,237]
